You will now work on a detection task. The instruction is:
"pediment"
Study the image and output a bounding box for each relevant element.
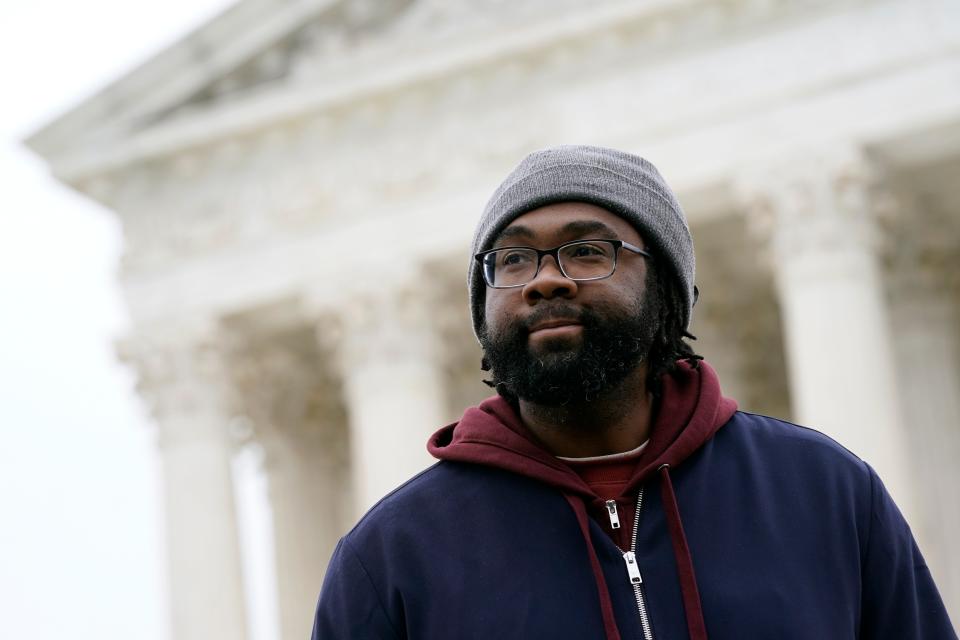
[25,0,413,166]
[26,0,611,171]
[27,0,844,182]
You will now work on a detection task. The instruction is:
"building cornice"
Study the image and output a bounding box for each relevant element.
[29,0,866,185]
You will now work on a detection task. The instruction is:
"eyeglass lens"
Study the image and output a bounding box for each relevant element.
[482,240,616,287]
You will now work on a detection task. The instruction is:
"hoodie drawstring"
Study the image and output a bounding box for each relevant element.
[564,494,622,640]
[564,468,709,640]
[659,465,708,640]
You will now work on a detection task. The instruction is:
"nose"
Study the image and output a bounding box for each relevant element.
[522,255,578,302]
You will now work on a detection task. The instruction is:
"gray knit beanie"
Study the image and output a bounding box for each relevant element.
[469,145,695,339]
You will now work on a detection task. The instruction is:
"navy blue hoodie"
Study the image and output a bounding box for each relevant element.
[313,361,956,639]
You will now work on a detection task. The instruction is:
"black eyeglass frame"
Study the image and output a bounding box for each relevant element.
[474,238,652,289]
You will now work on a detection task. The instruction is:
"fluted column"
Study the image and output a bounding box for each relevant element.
[229,333,350,640]
[739,149,915,514]
[121,325,248,640]
[319,287,449,516]
[887,224,960,621]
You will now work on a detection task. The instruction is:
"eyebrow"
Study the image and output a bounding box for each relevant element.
[495,219,621,244]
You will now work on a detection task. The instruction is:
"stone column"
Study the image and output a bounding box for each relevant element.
[121,325,249,640]
[886,221,960,621]
[229,332,350,640]
[739,149,915,515]
[318,287,449,516]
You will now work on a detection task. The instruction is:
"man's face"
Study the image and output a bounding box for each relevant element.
[479,202,661,406]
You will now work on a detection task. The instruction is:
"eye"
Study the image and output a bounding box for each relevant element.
[500,250,534,267]
[565,242,611,260]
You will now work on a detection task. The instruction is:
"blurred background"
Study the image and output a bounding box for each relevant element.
[5,0,959,639]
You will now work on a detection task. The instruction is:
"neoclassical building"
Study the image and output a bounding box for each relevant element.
[28,0,960,638]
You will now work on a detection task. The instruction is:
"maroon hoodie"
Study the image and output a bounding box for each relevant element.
[428,360,737,640]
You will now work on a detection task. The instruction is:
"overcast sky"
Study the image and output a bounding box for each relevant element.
[0,1,263,638]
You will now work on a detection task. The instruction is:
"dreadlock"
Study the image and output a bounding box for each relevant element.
[643,261,702,399]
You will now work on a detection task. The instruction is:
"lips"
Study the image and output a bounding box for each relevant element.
[528,319,583,334]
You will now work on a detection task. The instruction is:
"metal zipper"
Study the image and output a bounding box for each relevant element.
[605,500,621,529]
[622,487,654,640]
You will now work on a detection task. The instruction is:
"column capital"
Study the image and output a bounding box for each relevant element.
[227,330,348,468]
[314,282,450,376]
[117,319,240,447]
[736,147,898,261]
[883,191,960,299]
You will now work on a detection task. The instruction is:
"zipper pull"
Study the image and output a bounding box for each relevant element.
[623,551,643,584]
[605,500,621,529]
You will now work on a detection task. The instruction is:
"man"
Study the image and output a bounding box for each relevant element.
[313,146,956,639]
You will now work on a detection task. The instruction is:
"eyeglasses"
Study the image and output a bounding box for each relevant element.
[475,238,652,289]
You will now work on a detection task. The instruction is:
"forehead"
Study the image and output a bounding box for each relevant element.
[494,201,644,247]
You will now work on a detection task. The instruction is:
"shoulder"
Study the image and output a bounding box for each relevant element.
[721,410,868,466]
[333,460,577,598]
[344,461,559,545]
[683,411,879,549]
[707,411,874,498]
[345,463,457,539]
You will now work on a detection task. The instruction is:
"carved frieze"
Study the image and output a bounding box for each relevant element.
[108,0,873,276]
[169,0,416,117]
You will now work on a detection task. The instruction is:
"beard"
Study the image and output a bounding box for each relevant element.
[479,287,661,407]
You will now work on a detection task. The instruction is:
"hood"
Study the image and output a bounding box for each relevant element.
[428,359,736,496]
